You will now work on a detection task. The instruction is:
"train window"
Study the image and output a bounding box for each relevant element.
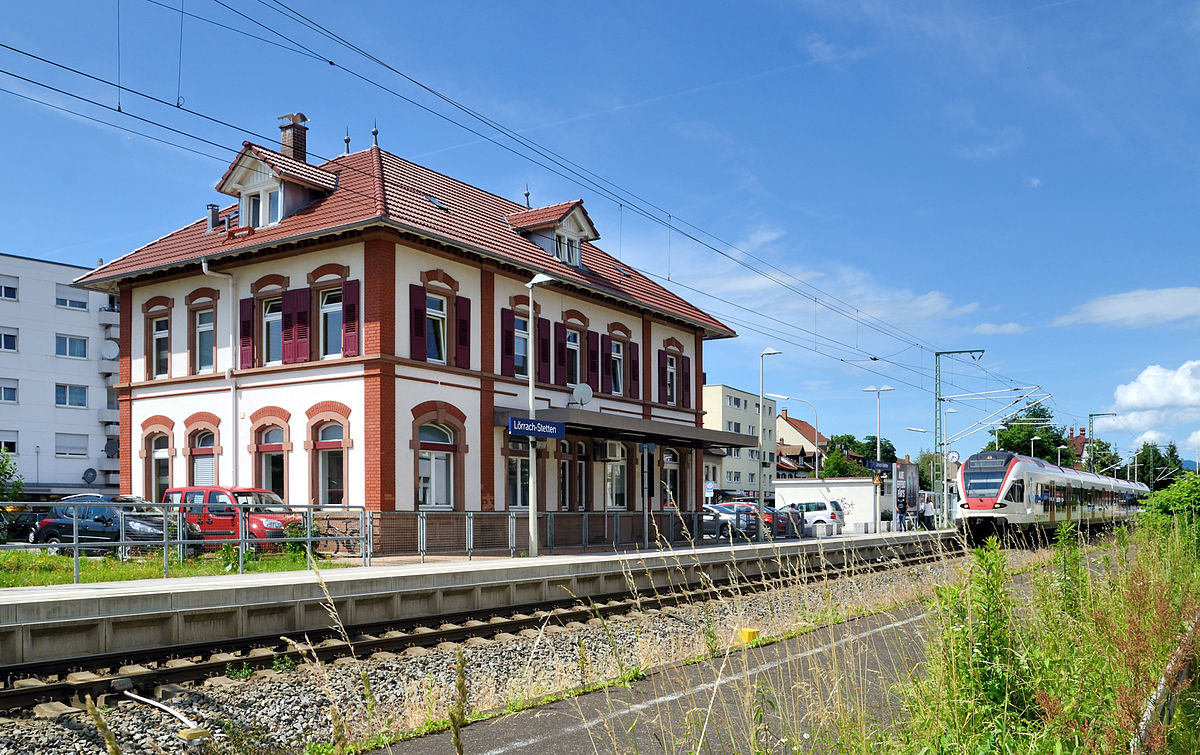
[1004,479,1024,503]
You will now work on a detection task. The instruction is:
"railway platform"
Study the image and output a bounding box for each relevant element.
[0,530,959,668]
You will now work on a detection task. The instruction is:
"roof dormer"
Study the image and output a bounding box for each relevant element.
[212,114,338,231]
[507,199,599,269]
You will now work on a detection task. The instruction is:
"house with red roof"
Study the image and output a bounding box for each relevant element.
[775,409,829,469]
[75,115,747,539]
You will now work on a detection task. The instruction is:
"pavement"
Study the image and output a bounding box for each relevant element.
[378,604,931,753]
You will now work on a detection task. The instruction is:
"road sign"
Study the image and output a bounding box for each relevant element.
[705,481,715,498]
[508,417,565,439]
[864,459,892,472]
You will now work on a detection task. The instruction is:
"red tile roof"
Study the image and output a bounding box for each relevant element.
[78,145,732,338]
[779,412,829,446]
[506,200,597,238]
[216,142,339,194]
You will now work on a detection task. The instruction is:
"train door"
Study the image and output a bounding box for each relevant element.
[1048,483,1057,523]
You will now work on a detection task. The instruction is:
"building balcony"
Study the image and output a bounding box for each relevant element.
[98,309,120,327]
[97,408,119,423]
[105,373,119,388]
[103,423,120,437]
[98,359,118,375]
[96,456,120,472]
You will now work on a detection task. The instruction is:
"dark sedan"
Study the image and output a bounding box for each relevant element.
[31,500,201,557]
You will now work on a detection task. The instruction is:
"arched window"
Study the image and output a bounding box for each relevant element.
[662,448,680,508]
[258,426,285,497]
[189,431,216,485]
[604,443,628,510]
[557,441,570,511]
[149,434,171,502]
[315,423,345,506]
[418,424,454,508]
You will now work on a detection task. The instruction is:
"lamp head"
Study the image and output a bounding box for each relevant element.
[760,347,782,357]
[765,392,790,401]
[527,273,555,289]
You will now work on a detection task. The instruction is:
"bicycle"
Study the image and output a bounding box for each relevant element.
[317,515,361,556]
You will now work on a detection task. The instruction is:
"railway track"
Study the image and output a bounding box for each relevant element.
[0,543,960,715]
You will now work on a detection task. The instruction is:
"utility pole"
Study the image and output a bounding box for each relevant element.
[1087,412,1116,473]
[934,350,982,526]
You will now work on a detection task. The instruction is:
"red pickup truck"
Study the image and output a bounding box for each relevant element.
[162,486,301,546]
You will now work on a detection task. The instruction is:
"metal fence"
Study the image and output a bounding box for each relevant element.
[0,501,370,583]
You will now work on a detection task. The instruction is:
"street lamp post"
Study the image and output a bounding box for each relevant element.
[993,424,1007,451]
[1057,444,1067,466]
[757,348,782,541]
[524,273,555,557]
[1030,435,1041,457]
[862,385,894,533]
[765,393,821,474]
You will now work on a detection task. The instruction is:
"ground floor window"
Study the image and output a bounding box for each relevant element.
[604,443,628,510]
[189,430,216,485]
[418,424,454,508]
[316,423,344,506]
[258,426,285,497]
[507,440,531,509]
[150,434,170,502]
[661,447,680,507]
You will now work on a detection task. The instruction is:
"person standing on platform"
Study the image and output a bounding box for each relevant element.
[921,497,935,530]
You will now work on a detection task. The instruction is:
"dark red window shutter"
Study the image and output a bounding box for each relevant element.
[500,308,515,378]
[536,317,551,383]
[454,295,471,369]
[600,334,612,394]
[681,355,692,409]
[628,342,640,399]
[341,279,359,357]
[409,284,427,361]
[239,297,254,369]
[586,331,600,390]
[554,322,567,387]
[657,349,668,404]
[282,288,310,365]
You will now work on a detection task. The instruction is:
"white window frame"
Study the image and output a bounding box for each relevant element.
[0,275,16,301]
[610,340,623,396]
[319,288,343,359]
[55,383,87,409]
[55,334,88,359]
[513,315,530,378]
[425,294,448,364]
[604,444,627,510]
[195,308,215,374]
[666,354,677,406]
[565,329,581,386]
[0,430,16,454]
[555,234,581,266]
[55,432,88,457]
[263,298,283,366]
[0,327,17,353]
[241,184,283,228]
[55,284,87,311]
[0,378,17,404]
[151,316,170,378]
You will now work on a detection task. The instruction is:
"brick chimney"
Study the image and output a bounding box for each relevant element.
[278,113,309,163]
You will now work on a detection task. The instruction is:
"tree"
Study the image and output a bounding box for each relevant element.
[828,434,864,456]
[0,449,23,502]
[985,405,1078,466]
[861,435,897,463]
[916,450,939,490]
[819,446,871,479]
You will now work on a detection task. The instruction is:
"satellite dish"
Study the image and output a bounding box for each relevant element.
[104,438,119,458]
[570,383,593,406]
[82,468,97,484]
[100,340,120,360]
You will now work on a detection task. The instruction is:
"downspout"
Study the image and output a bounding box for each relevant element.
[202,258,239,485]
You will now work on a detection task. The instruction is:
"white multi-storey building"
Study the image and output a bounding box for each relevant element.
[700,385,775,501]
[0,253,121,497]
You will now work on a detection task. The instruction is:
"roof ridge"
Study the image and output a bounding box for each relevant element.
[370,146,386,217]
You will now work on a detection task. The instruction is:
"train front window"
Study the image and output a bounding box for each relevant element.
[963,472,1004,498]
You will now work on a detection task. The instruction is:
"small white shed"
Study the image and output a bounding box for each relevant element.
[773,477,894,530]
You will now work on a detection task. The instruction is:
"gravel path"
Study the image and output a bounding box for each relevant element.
[0,552,984,754]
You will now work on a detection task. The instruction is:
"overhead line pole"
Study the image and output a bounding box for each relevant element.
[934,350,983,527]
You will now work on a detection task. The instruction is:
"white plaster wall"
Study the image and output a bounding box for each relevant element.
[773,477,893,527]
[392,366,482,510]
[395,244,482,367]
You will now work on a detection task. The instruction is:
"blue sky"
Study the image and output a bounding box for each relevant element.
[4,0,1200,466]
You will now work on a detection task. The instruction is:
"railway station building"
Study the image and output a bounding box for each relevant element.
[75,115,749,538]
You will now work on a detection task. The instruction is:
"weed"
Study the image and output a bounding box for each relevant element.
[271,654,296,673]
[225,662,253,680]
[85,693,121,755]
[449,648,467,755]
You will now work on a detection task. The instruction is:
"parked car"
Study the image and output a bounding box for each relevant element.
[162,486,301,546]
[703,503,759,540]
[794,500,844,532]
[4,506,51,543]
[30,497,202,557]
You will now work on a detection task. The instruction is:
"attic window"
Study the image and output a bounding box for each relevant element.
[613,265,632,278]
[243,187,281,228]
[425,195,450,213]
[555,234,580,267]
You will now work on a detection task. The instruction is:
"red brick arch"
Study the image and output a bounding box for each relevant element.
[306,401,351,420]
[141,415,176,432]
[183,411,221,429]
[184,287,220,306]
[420,268,460,294]
[251,405,292,424]
[410,400,467,425]
[307,263,349,285]
[562,309,590,328]
[141,295,173,313]
[250,273,290,295]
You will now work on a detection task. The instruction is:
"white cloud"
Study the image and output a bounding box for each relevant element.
[803,33,869,63]
[1113,361,1200,412]
[1134,429,1168,446]
[1052,287,1200,327]
[1025,176,1041,188]
[953,126,1024,160]
[972,321,1029,335]
[1186,429,1200,449]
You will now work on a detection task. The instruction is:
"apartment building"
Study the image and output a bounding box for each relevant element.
[74,116,748,529]
[700,385,775,501]
[0,253,121,497]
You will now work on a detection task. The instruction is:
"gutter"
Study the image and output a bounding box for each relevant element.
[201,258,239,486]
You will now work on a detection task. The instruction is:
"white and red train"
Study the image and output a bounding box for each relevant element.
[956,450,1149,541]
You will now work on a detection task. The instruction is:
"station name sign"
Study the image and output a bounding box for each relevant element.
[508,417,566,439]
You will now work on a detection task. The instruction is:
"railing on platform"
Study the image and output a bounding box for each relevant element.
[0,501,370,583]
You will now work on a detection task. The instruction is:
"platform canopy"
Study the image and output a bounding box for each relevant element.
[493,407,755,449]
